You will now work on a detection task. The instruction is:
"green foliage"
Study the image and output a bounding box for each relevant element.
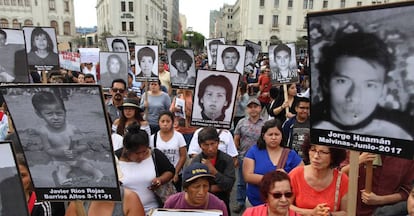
[183,31,205,53]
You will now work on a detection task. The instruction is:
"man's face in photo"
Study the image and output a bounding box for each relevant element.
[329,56,385,126]
[210,45,218,63]
[275,50,290,71]
[201,85,228,116]
[222,51,239,71]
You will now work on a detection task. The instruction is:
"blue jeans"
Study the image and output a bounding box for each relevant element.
[236,155,246,206]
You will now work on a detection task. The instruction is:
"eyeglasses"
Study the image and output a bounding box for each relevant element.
[112,88,125,93]
[309,148,330,156]
[269,192,293,199]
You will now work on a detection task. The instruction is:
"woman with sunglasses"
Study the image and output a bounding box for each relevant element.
[243,170,297,216]
[288,137,348,216]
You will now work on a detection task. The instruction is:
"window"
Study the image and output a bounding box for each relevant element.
[340,0,346,8]
[260,0,264,7]
[24,0,29,6]
[122,22,126,31]
[129,22,134,31]
[63,21,70,35]
[11,0,16,5]
[49,0,55,10]
[129,2,133,12]
[64,0,69,12]
[50,20,58,34]
[0,19,8,28]
[323,0,328,8]
[24,19,33,26]
[4,0,9,5]
[309,0,313,9]
[286,16,292,25]
[272,15,278,27]
[274,0,279,8]
[18,0,23,6]
[288,0,293,8]
[121,1,126,12]
[12,19,19,28]
[357,1,362,6]
[303,0,308,9]
[258,15,264,24]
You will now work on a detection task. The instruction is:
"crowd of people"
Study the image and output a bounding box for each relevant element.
[1,32,414,216]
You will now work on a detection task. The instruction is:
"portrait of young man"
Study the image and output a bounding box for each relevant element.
[216,45,246,75]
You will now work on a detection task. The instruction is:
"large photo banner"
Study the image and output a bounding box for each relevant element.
[0,142,29,215]
[309,2,414,159]
[191,70,240,129]
[0,28,29,83]
[2,85,121,201]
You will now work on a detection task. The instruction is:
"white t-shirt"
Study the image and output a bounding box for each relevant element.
[118,156,158,214]
[188,128,238,157]
[150,131,186,167]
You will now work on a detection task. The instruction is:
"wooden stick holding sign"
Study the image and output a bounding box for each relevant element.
[347,150,360,216]
[364,161,373,193]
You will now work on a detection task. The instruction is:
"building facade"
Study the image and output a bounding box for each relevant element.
[212,0,405,51]
[96,0,180,47]
[0,0,76,44]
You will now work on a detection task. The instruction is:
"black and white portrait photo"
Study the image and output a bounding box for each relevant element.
[243,40,262,74]
[268,43,298,85]
[2,85,121,201]
[99,52,129,88]
[0,142,29,216]
[205,38,225,69]
[309,2,414,159]
[135,45,158,82]
[23,27,59,72]
[0,28,29,83]
[167,48,196,88]
[106,37,129,53]
[191,70,240,129]
[216,45,246,75]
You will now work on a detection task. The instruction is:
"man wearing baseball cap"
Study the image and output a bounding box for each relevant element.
[163,162,228,216]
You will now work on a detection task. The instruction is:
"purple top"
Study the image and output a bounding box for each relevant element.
[163,192,228,216]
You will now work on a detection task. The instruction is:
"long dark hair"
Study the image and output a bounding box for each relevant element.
[257,119,286,150]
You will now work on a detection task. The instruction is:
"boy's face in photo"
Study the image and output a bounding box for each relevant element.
[201,85,228,116]
[275,50,290,71]
[329,56,385,126]
[36,103,66,129]
[112,42,126,52]
[245,51,254,66]
[223,51,239,71]
[175,59,188,73]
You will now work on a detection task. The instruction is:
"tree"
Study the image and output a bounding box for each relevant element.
[183,31,205,54]
[98,31,113,50]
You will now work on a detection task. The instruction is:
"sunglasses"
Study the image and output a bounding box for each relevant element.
[269,192,293,199]
[112,88,125,93]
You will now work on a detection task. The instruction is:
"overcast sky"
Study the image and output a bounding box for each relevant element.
[74,0,236,37]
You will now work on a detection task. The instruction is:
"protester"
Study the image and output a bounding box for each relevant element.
[243,171,297,216]
[289,138,348,215]
[243,119,303,206]
[150,111,187,191]
[116,123,175,213]
[164,162,228,216]
[140,80,171,134]
[191,127,235,216]
[233,98,265,213]
[106,79,127,124]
